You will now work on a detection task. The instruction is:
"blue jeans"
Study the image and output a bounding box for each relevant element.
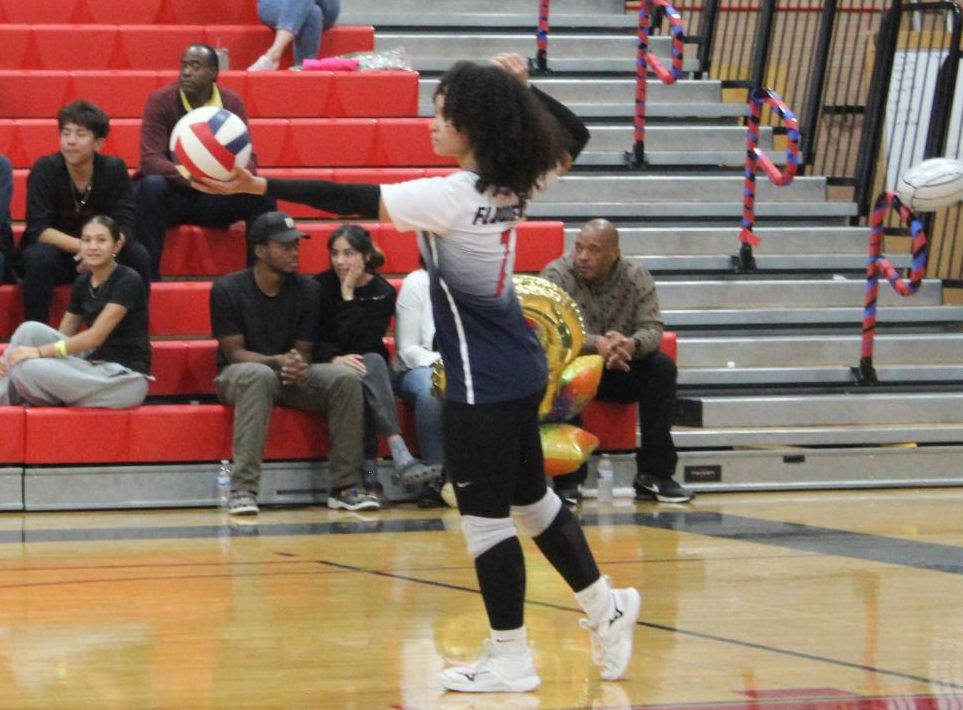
[396,366,444,464]
[257,0,341,65]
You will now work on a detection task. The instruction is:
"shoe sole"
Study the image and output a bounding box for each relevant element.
[394,463,443,486]
[228,505,258,515]
[635,485,693,504]
[601,588,642,681]
[438,670,541,693]
[327,499,381,511]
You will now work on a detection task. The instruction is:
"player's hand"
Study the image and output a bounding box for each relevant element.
[332,353,366,375]
[193,167,266,196]
[490,53,531,87]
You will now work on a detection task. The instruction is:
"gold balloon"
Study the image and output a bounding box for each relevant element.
[428,275,586,420]
[513,275,585,418]
[541,423,600,476]
[430,357,446,399]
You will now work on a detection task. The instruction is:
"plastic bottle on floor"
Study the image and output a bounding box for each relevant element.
[597,454,614,505]
[217,460,231,509]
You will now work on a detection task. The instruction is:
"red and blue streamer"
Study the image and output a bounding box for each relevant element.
[536,0,551,71]
[740,88,800,247]
[634,0,686,156]
[858,191,927,384]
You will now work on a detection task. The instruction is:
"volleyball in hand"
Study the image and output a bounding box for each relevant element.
[895,157,963,212]
[169,106,252,181]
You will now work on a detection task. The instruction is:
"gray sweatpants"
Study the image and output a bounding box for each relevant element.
[215,361,365,494]
[0,321,149,408]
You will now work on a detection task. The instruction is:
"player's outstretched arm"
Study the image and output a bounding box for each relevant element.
[194,167,267,196]
[196,167,388,221]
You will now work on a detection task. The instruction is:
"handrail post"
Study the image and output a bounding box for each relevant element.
[695,0,721,79]
[799,0,839,175]
[854,191,928,385]
[853,0,902,220]
[749,0,778,99]
[631,0,686,167]
[736,88,801,272]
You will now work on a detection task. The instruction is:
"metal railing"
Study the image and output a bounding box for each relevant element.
[534,0,961,277]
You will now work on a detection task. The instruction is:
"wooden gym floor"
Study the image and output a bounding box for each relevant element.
[0,487,961,709]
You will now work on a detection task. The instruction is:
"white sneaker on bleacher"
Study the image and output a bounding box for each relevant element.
[439,640,540,693]
[579,583,641,681]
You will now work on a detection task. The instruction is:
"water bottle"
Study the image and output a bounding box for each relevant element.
[216,460,231,509]
[596,454,614,505]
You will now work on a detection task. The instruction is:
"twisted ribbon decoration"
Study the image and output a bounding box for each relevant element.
[856,191,928,385]
[535,0,551,72]
[632,0,685,165]
[737,88,801,270]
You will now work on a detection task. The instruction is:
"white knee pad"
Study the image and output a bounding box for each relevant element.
[512,489,563,538]
[461,515,517,559]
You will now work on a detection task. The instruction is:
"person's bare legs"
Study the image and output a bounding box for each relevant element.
[263,28,296,64]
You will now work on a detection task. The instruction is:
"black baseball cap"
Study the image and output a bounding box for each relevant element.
[249,211,309,245]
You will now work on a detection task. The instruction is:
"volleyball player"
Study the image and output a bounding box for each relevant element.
[195,57,640,693]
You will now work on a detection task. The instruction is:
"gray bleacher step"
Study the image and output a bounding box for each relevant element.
[540,175,829,202]
[585,125,771,152]
[664,304,963,329]
[679,391,963,428]
[576,225,878,255]
[376,34,696,73]
[550,174,830,201]
[673,422,963,447]
[410,56,698,73]
[631,253,911,272]
[342,11,640,30]
[347,0,626,14]
[678,363,963,387]
[577,125,775,167]
[527,201,857,220]
[654,278,944,308]
[579,150,776,167]
[419,78,745,118]
[677,333,963,367]
[675,445,963,492]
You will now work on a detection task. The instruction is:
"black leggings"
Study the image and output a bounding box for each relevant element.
[443,389,548,518]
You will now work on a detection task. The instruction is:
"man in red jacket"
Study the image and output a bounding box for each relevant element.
[133,43,274,280]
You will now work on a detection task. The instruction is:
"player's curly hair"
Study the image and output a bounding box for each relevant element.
[434,61,568,210]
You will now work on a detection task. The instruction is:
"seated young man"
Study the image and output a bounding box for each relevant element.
[210,210,380,516]
[18,101,152,323]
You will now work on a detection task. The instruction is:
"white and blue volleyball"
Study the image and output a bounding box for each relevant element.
[169,106,252,181]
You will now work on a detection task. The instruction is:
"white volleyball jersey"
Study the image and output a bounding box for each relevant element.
[382,171,547,404]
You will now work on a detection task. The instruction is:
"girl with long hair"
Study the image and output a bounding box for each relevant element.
[195,56,639,694]
[1,215,151,408]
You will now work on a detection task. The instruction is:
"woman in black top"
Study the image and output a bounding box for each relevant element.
[0,215,151,408]
[314,224,438,496]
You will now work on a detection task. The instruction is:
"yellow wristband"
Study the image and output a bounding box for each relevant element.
[55,339,68,358]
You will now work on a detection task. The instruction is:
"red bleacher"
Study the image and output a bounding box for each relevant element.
[0,25,373,72]
[0,0,261,25]
[0,14,648,478]
[1,334,675,464]
[0,71,419,119]
[0,118,453,170]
